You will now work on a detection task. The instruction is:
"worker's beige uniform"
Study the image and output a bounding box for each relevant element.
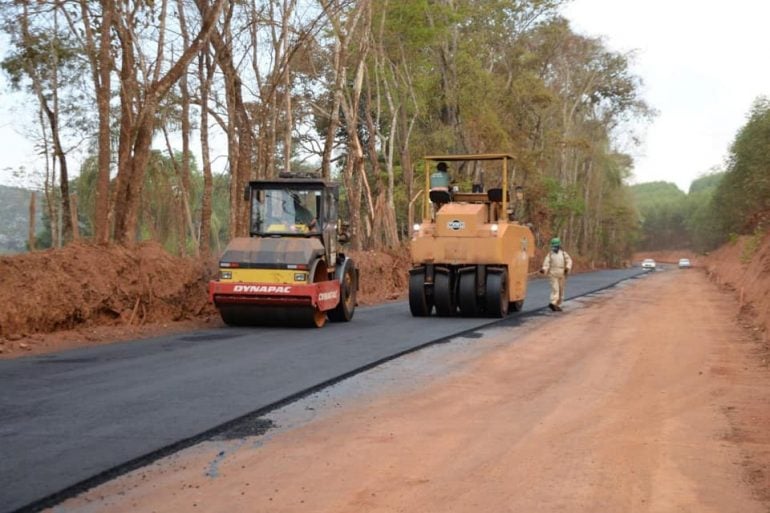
[541,249,573,307]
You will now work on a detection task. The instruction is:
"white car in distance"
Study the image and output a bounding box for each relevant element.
[678,258,692,269]
[641,258,657,270]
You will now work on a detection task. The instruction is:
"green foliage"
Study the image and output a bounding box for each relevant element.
[2,0,653,262]
[637,98,770,253]
[688,172,724,194]
[543,177,584,233]
[713,97,770,237]
[740,227,764,264]
[71,150,230,255]
[631,181,686,207]
[630,182,688,250]
[1,30,82,90]
[684,173,723,251]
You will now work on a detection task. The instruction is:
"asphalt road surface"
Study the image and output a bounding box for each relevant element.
[0,268,645,512]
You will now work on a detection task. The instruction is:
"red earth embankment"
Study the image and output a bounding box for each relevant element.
[0,242,411,357]
[349,248,410,304]
[703,231,770,339]
[0,242,215,344]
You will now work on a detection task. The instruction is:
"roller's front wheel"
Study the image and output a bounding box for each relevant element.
[458,272,480,316]
[311,308,327,328]
[409,271,432,317]
[434,272,456,317]
[329,262,357,322]
[485,271,509,318]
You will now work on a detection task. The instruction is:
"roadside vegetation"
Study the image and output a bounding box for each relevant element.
[1,0,650,264]
[632,98,770,253]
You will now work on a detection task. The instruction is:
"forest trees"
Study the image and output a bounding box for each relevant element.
[713,97,770,237]
[1,0,653,264]
[631,97,770,253]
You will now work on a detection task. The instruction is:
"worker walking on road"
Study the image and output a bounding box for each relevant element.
[540,237,572,311]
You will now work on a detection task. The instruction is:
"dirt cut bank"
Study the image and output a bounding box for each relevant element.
[0,243,411,358]
[704,230,770,339]
[0,242,215,341]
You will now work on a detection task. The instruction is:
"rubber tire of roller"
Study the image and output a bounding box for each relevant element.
[485,271,509,318]
[328,262,357,322]
[458,271,480,316]
[434,272,456,317]
[408,271,432,317]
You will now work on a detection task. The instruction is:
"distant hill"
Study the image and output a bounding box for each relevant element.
[0,185,41,254]
[630,174,725,251]
[630,181,686,210]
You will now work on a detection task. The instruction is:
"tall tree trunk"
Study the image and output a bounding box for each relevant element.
[94,0,114,244]
[198,49,214,256]
[206,1,253,238]
[19,3,73,242]
[177,0,198,255]
[70,194,80,240]
[37,104,59,249]
[50,10,73,242]
[322,0,371,248]
[28,192,36,251]
[321,37,344,180]
[64,0,114,243]
[281,0,294,174]
[113,0,226,245]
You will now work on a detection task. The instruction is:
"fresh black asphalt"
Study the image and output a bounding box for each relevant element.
[0,267,646,512]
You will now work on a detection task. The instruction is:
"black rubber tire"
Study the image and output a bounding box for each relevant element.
[328,261,357,322]
[458,271,480,316]
[408,271,432,317]
[434,272,456,317]
[510,299,524,312]
[485,271,509,318]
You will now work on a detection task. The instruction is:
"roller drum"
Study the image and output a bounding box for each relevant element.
[219,304,326,328]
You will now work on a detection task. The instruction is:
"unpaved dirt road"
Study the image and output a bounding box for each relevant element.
[58,269,770,513]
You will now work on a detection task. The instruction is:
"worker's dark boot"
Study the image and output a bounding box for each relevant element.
[548,303,557,311]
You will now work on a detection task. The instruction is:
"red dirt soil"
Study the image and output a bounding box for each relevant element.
[0,243,411,358]
[58,267,770,513]
[635,230,770,341]
[4,230,765,360]
[703,230,770,338]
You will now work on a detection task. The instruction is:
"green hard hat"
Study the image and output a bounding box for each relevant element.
[550,237,561,246]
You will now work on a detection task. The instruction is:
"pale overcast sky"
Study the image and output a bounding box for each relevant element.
[563,0,770,192]
[1,1,769,193]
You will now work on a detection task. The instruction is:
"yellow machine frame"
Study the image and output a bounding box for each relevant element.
[410,153,534,318]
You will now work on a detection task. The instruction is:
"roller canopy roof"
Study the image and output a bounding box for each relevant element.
[422,153,515,161]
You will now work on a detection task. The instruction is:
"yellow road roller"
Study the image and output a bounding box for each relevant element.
[209,177,357,328]
[409,154,535,317]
